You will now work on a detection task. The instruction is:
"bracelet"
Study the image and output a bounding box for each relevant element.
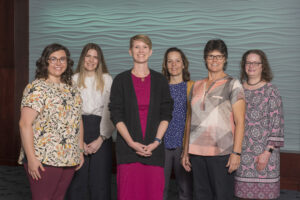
[232,151,241,156]
[79,148,84,153]
[154,137,162,144]
[100,135,106,141]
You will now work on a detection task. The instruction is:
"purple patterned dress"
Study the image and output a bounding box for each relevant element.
[235,83,284,199]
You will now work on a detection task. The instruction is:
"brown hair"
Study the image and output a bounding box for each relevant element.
[240,49,273,82]
[129,34,152,49]
[162,47,190,82]
[35,43,74,85]
[75,43,109,92]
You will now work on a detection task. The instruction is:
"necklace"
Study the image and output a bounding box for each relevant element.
[247,79,261,86]
[132,69,149,82]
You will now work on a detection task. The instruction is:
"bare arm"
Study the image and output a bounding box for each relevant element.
[226,99,245,173]
[145,120,169,153]
[75,119,84,170]
[181,111,192,172]
[19,107,45,180]
[116,121,150,156]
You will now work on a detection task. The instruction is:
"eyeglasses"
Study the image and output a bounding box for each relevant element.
[48,57,67,64]
[206,55,224,60]
[245,62,262,67]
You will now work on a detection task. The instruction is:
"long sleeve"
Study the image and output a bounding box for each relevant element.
[159,75,173,122]
[109,73,125,125]
[100,74,115,138]
[267,85,284,147]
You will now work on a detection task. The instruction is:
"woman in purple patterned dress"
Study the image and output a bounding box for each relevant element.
[235,49,284,200]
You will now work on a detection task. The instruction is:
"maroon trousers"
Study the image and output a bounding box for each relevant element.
[24,163,75,200]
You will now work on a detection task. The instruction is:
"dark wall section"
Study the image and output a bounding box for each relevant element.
[0,0,28,165]
[281,152,300,191]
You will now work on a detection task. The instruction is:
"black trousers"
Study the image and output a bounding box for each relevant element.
[190,154,235,200]
[66,115,112,200]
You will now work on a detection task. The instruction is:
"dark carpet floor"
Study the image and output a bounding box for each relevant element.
[0,165,299,200]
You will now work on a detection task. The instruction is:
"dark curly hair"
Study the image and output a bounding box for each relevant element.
[162,47,190,82]
[204,39,228,71]
[240,49,273,82]
[35,43,74,85]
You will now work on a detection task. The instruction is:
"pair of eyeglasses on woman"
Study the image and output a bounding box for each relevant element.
[245,62,262,67]
[48,57,67,64]
[206,55,224,60]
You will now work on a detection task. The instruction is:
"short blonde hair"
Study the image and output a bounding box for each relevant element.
[130,34,152,49]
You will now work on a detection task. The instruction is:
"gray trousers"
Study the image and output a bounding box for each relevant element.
[163,147,193,200]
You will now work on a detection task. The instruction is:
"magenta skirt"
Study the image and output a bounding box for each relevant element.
[117,162,164,200]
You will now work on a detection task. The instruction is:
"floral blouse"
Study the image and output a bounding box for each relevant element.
[18,79,82,167]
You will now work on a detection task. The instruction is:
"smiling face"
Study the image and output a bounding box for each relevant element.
[129,40,152,64]
[47,50,67,82]
[167,51,184,78]
[205,50,226,73]
[245,53,263,80]
[84,49,99,73]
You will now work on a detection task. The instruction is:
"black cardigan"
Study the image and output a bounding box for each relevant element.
[109,69,173,167]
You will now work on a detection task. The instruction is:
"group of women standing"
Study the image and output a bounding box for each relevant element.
[18,34,284,200]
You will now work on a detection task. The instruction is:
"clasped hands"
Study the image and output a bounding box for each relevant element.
[83,136,104,155]
[129,141,159,157]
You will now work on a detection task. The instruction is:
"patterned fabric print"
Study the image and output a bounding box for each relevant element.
[18,79,82,167]
[235,181,280,199]
[189,77,245,156]
[164,82,187,149]
[235,83,284,199]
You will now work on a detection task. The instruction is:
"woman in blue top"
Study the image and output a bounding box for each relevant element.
[162,47,193,200]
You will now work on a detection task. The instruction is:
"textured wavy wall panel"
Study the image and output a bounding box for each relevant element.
[30,0,300,151]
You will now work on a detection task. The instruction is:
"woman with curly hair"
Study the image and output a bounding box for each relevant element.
[18,43,84,200]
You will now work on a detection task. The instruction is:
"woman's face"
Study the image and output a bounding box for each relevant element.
[205,50,226,73]
[245,53,263,79]
[129,40,152,64]
[47,50,67,79]
[84,49,99,72]
[167,51,184,77]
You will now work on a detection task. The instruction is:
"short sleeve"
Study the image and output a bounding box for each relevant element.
[21,82,45,113]
[230,79,245,105]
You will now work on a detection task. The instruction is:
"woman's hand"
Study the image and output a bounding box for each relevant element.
[86,137,104,154]
[27,157,45,180]
[144,142,159,155]
[83,142,90,155]
[181,153,192,172]
[255,151,271,171]
[129,141,151,157]
[226,154,240,173]
[75,153,85,171]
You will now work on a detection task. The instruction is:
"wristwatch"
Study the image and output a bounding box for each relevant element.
[267,147,274,153]
[154,137,162,145]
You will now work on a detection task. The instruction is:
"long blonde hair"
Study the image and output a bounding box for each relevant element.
[75,43,108,92]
